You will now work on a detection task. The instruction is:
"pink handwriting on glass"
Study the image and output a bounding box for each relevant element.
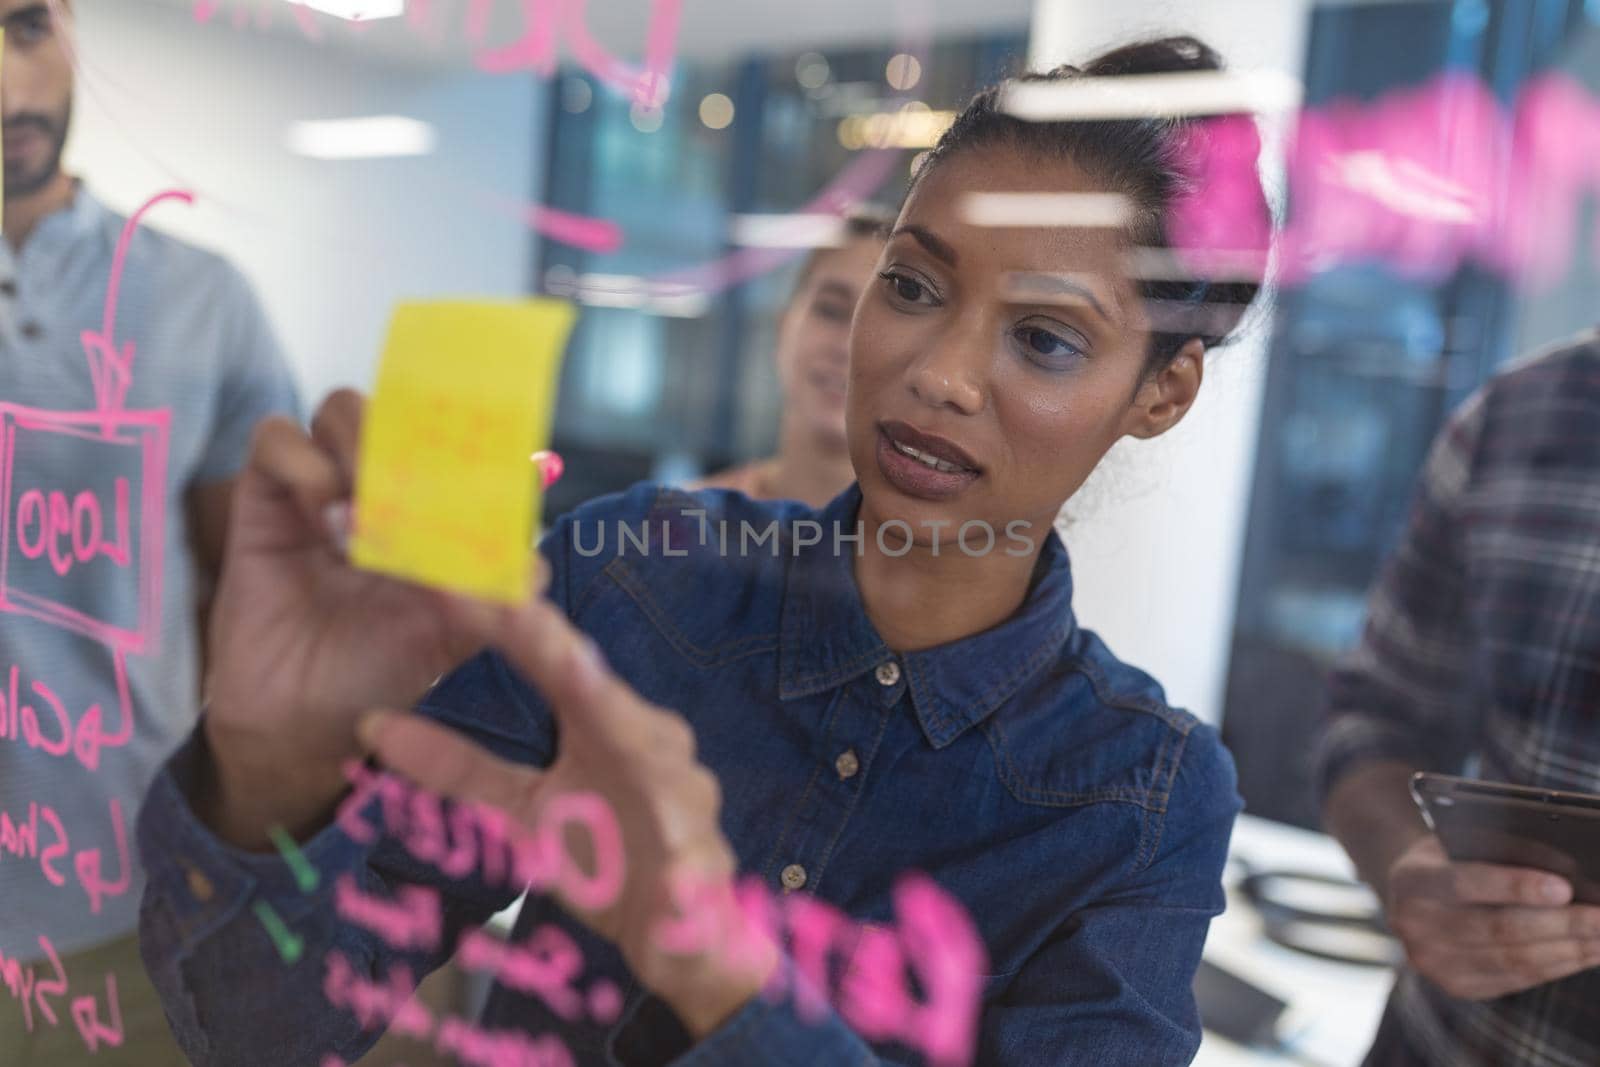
[1170,71,1600,289]
[653,869,986,1067]
[0,190,189,656]
[192,0,683,109]
[333,869,626,1028]
[0,652,138,774]
[0,795,131,916]
[0,407,166,656]
[338,760,625,911]
[333,762,986,1066]
[320,953,579,1067]
[0,935,125,1051]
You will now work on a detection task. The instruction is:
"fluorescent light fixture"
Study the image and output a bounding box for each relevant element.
[286,0,404,20]
[1000,69,1302,121]
[729,213,849,248]
[1123,247,1271,285]
[961,192,1131,229]
[286,116,436,160]
[544,272,711,319]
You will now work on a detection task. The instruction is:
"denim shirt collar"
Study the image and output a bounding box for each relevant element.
[778,483,1078,749]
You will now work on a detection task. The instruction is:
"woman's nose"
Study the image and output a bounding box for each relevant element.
[907,333,984,416]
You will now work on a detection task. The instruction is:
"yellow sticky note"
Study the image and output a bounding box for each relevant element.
[351,298,575,602]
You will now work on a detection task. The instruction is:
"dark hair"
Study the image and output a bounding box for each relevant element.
[914,36,1269,370]
[790,204,895,297]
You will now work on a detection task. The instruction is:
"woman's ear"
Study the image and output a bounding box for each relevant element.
[1123,338,1206,440]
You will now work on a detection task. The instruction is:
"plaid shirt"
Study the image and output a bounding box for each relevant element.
[1317,327,1600,1067]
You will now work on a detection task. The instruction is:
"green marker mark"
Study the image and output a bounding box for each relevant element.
[253,900,305,965]
[268,824,320,893]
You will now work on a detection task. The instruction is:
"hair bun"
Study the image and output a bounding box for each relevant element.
[1083,36,1224,79]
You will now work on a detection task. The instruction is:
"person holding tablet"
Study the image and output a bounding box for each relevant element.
[136,36,1269,1067]
[1319,327,1600,1066]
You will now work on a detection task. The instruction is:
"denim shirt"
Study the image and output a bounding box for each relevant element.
[137,482,1240,1067]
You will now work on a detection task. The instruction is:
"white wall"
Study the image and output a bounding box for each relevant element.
[1029,0,1311,724]
[65,0,546,406]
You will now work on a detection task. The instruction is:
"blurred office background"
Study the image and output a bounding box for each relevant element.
[58,1,1600,1059]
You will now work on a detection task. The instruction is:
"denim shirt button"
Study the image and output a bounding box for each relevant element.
[834,749,860,779]
[184,864,215,903]
[780,864,808,891]
[874,661,901,686]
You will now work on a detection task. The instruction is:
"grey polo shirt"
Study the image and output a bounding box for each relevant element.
[0,186,298,958]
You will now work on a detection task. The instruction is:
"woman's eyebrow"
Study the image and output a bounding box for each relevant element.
[891,225,960,267]
[997,271,1112,322]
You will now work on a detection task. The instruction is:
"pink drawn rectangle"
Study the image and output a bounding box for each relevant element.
[0,404,170,654]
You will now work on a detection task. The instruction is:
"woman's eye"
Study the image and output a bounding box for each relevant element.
[14,14,51,45]
[1016,327,1085,366]
[880,270,935,306]
[812,300,853,324]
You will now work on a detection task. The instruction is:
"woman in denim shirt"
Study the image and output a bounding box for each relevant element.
[137,35,1270,1067]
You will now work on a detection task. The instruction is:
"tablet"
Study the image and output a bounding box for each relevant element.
[1410,773,1600,905]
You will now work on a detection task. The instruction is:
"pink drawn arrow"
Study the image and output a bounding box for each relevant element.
[80,189,195,428]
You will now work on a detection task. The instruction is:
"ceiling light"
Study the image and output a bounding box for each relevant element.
[286,116,436,159]
[886,54,922,92]
[630,104,665,133]
[699,93,735,130]
[796,53,831,90]
[961,192,1132,229]
[835,109,955,150]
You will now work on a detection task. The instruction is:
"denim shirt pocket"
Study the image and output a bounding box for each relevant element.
[592,553,781,672]
[981,660,1192,873]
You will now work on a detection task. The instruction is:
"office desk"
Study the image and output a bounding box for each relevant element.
[1196,814,1394,1067]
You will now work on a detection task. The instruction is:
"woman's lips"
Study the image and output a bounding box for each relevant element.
[880,420,981,471]
[875,424,981,500]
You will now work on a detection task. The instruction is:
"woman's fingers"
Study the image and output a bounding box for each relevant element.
[239,390,370,548]
[435,556,552,635]
[486,598,648,743]
[309,388,366,497]
[245,416,345,532]
[358,709,543,818]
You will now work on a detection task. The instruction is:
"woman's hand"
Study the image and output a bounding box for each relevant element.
[358,594,779,1039]
[201,390,490,847]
